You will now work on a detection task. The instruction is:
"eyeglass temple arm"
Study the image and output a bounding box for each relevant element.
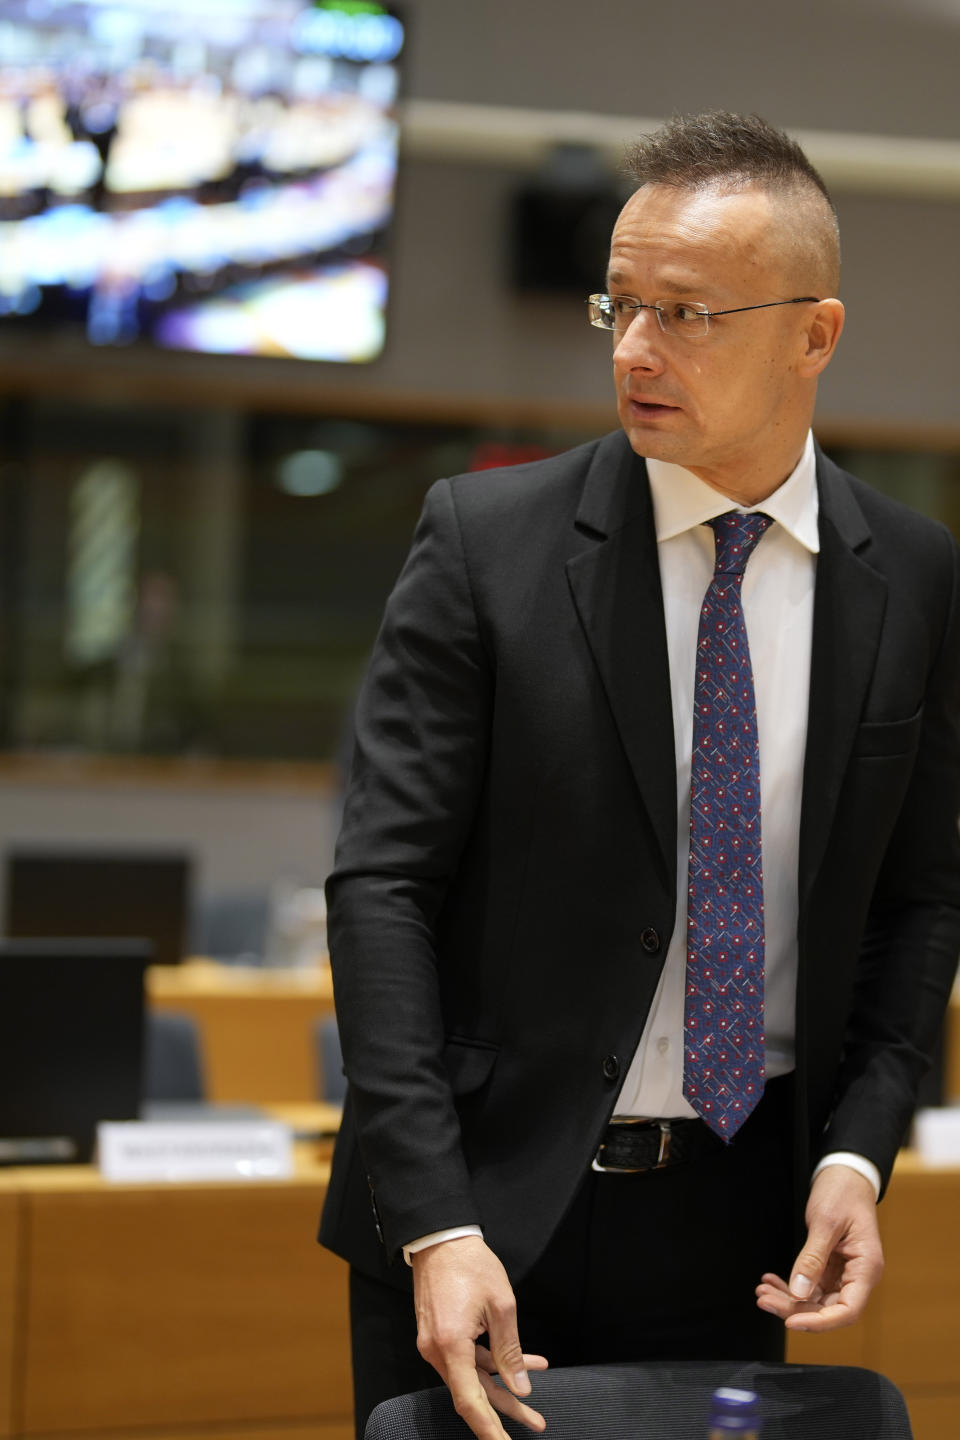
[707,297,820,317]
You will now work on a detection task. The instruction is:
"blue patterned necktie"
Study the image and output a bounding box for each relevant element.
[684,510,772,1140]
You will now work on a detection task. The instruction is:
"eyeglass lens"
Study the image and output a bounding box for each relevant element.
[589,295,710,338]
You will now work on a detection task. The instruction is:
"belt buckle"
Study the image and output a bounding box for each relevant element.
[591,1119,672,1174]
[654,1119,672,1168]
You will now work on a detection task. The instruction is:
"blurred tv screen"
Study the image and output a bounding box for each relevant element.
[0,0,405,362]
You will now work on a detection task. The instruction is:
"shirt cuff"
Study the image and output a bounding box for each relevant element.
[812,1152,881,1202]
[402,1225,484,1267]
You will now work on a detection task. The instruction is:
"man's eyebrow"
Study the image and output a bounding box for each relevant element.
[605,269,707,296]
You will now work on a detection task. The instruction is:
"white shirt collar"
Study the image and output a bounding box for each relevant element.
[645,430,820,555]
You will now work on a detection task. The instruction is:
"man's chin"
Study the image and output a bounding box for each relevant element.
[620,417,691,464]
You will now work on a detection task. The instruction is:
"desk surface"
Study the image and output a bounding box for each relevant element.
[148,959,334,1001]
[0,1102,341,1196]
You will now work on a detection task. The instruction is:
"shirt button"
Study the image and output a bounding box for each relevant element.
[640,927,661,954]
[602,1055,620,1081]
[657,1036,670,1056]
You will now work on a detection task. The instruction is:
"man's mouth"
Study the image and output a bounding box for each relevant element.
[628,398,679,418]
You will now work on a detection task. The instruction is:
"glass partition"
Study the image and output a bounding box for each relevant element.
[2,395,958,762]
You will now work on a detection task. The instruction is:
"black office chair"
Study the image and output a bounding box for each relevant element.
[364,1361,913,1440]
[191,890,271,965]
[143,1010,206,1101]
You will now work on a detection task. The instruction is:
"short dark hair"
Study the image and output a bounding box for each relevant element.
[625,111,834,211]
[624,111,840,293]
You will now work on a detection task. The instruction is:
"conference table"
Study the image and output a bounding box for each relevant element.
[0,1127,958,1439]
[0,968,955,1439]
[0,1105,350,1440]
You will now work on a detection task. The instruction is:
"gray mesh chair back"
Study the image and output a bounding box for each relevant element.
[143,1010,206,1101]
[314,1014,347,1103]
[365,1361,912,1440]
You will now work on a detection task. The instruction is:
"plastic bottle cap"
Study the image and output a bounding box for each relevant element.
[710,1387,760,1430]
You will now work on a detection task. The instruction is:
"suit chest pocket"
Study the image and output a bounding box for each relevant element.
[851,706,924,759]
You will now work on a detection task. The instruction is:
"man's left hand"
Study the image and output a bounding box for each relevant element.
[755,1164,884,1330]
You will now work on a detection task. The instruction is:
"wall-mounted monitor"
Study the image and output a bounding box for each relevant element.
[0,0,405,362]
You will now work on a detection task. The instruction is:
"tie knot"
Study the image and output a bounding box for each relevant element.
[709,511,772,576]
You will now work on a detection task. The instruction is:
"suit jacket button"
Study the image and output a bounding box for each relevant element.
[602,1055,620,1081]
[640,927,661,954]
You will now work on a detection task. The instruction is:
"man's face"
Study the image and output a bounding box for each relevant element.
[608,183,816,489]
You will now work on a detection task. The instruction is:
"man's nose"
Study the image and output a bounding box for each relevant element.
[613,308,667,371]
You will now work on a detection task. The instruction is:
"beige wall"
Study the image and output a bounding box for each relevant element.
[403,0,959,143]
[0,769,338,931]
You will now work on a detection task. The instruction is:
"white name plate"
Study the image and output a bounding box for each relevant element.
[913,1107,960,1166]
[97,1120,294,1183]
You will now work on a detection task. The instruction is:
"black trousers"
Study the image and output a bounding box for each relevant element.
[349,1076,795,1437]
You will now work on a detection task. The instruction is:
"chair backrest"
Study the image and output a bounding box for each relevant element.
[143,1010,206,1102]
[313,1014,346,1103]
[191,890,270,965]
[365,1361,913,1440]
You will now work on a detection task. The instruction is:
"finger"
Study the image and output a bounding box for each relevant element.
[789,1222,841,1300]
[756,1287,800,1317]
[443,1342,509,1440]
[479,1369,546,1433]
[758,1273,821,1297]
[787,1272,873,1329]
[756,1268,833,1320]
[785,1297,860,1332]
[486,1299,530,1396]
[475,1345,549,1376]
[756,1273,824,1310]
[756,1284,821,1317]
[756,1287,826,1318]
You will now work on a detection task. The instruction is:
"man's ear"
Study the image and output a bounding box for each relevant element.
[798,298,845,378]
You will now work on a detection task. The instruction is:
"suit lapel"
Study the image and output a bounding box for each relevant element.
[562,436,882,909]
[565,433,677,892]
[799,448,888,905]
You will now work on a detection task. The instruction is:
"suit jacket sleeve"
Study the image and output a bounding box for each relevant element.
[326,477,493,1257]
[820,525,960,1190]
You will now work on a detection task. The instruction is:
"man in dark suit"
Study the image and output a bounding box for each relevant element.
[321,112,960,1440]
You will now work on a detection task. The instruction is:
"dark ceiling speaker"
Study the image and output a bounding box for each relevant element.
[510,144,625,294]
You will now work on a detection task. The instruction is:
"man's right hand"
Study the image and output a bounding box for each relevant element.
[411,1235,549,1440]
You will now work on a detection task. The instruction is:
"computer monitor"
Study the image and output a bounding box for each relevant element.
[0,937,150,1164]
[5,848,191,967]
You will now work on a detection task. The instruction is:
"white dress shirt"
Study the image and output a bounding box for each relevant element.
[614,432,819,1117]
[404,432,877,1263]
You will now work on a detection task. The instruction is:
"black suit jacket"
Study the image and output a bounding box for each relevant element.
[321,430,960,1287]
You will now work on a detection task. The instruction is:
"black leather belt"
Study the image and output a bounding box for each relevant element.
[591,1117,724,1174]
